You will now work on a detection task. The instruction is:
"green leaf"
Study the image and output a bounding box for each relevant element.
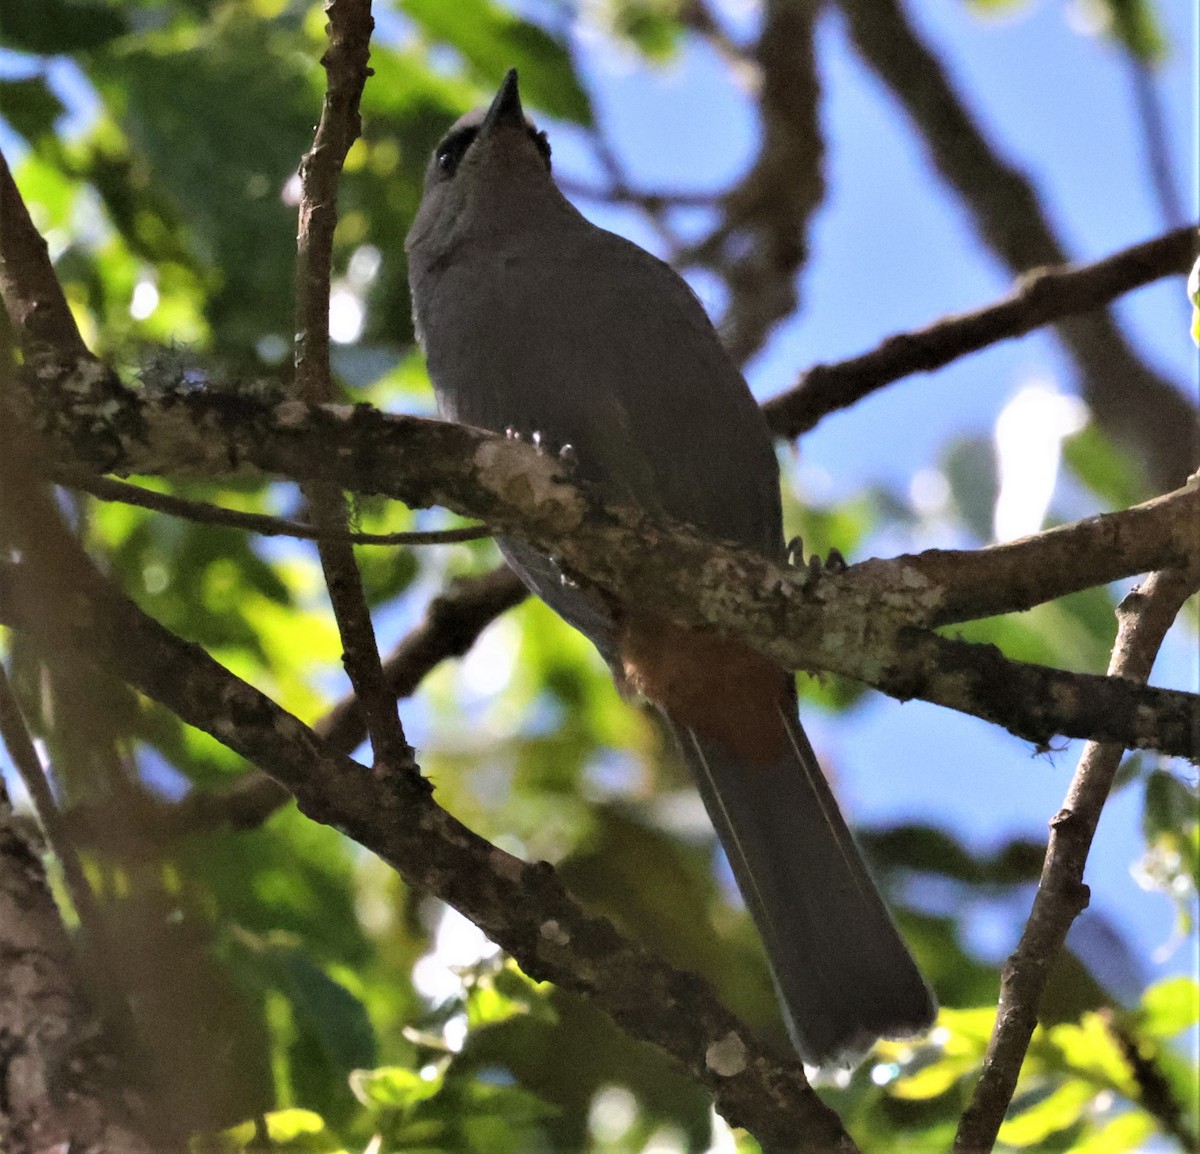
[82,8,316,356]
[1062,423,1147,510]
[605,0,686,61]
[269,945,378,1075]
[883,1007,994,1100]
[998,1079,1095,1146]
[229,931,378,1128]
[1048,1013,1136,1094]
[1039,947,1114,1026]
[465,962,551,1031]
[943,436,999,542]
[1143,769,1199,841]
[453,1080,560,1151]
[556,801,786,1034]
[943,581,1118,678]
[1153,1045,1200,1137]
[888,1050,976,1100]
[11,149,80,225]
[1069,1110,1156,1154]
[0,0,127,53]
[209,1108,340,1153]
[0,76,66,143]
[261,1109,339,1152]
[897,910,1001,1010]
[1138,976,1200,1038]
[351,1063,445,1111]
[862,824,1044,885]
[400,0,592,125]
[1142,768,1200,893]
[1101,0,1169,63]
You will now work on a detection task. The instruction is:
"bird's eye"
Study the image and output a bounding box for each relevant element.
[435,126,479,177]
[531,128,551,171]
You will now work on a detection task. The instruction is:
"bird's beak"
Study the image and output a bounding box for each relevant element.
[481,69,524,138]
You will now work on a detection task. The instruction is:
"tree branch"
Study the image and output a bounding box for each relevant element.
[292,0,411,771]
[50,466,489,546]
[764,225,1200,438]
[880,476,1200,627]
[953,562,1200,1154]
[0,814,159,1153]
[0,444,856,1154]
[292,0,373,399]
[0,150,91,358]
[0,688,155,1152]
[10,368,1200,757]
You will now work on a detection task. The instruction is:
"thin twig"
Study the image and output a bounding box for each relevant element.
[1128,61,1186,230]
[1111,0,1187,235]
[1102,1009,1199,1153]
[317,565,527,752]
[50,467,490,546]
[558,176,722,211]
[953,563,1200,1154]
[678,0,753,71]
[764,224,1200,438]
[292,0,412,770]
[586,131,689,258]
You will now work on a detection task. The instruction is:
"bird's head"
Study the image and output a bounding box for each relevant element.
[405,69,556,259]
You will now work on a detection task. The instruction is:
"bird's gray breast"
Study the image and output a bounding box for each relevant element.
[415,224,784,655]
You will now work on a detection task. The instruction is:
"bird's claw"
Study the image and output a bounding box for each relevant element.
[823,547,847,574]
[506,428,576,468]
[787,536,848,578]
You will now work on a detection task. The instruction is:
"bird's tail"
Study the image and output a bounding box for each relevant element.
[673,702,936,1066]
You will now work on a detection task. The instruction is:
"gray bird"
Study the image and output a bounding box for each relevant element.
[405,69,935,1066]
